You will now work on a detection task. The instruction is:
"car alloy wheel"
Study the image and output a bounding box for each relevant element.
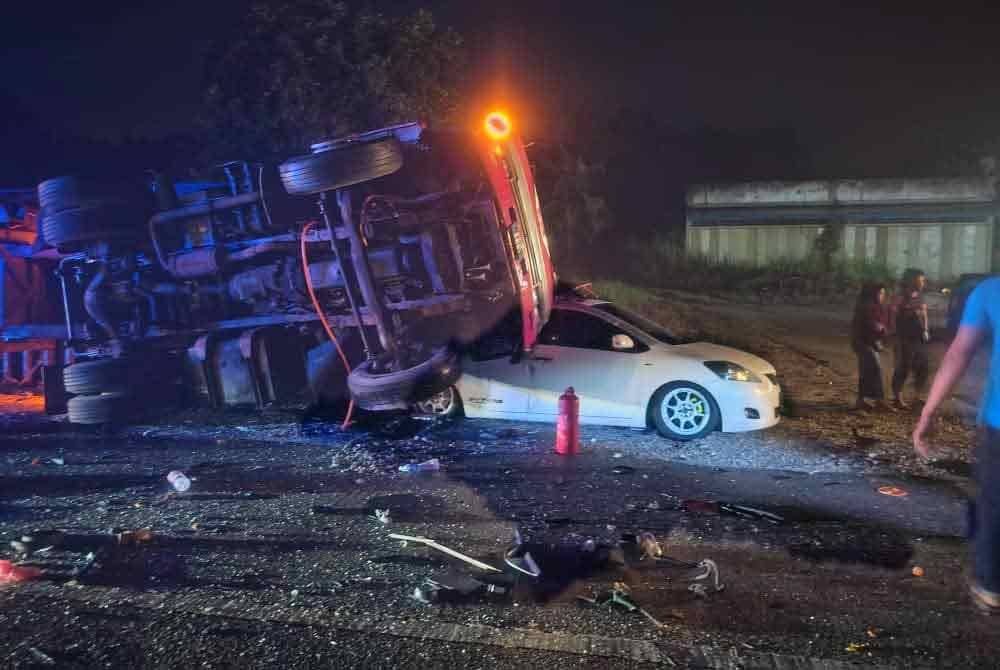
[659,386,714,437]
[413,386,461,417]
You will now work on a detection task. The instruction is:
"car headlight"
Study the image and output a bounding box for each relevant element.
[704,361,762,383]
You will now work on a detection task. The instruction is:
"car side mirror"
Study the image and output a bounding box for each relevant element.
[612,334,635,351]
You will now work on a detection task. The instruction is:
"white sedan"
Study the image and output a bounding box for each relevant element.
[414,299,781,440]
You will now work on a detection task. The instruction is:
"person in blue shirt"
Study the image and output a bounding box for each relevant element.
[914,276,999,613]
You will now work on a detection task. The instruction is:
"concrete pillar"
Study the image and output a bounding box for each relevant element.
[854,225,867,259]
[990,215,999,273]
[876,227,890,270]
[940,223,957,280]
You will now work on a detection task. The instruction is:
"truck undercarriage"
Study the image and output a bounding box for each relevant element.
[43,119,554,424]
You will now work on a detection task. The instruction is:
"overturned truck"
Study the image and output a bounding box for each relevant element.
[42,114,554,424]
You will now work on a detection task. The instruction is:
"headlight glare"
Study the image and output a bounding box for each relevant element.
[704,361,762,383]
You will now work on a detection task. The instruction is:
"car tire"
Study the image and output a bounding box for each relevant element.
[42,204,139,251]
[412,385,463,418]
[348,346,461,411]
[279,137,404,196]
[63,358,131,395]
[649,381,720,441]
[67,392,130,425]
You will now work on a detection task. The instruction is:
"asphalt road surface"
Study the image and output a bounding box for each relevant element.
[0,406,994,669]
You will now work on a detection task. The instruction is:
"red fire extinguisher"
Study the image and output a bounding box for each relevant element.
[555,387,580,455]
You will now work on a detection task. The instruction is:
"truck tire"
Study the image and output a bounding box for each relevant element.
[67,392,130,425]
[38,176,147,214]
[42,204,139,251]
[279,138,404,196]
[348,346,461,411]
[63,358,130,395]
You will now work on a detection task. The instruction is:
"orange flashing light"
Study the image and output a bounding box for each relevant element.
[484,111,512,141]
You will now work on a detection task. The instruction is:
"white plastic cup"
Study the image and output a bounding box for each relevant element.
[166,470,191,492]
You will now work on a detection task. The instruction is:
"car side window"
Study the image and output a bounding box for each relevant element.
[470,310,520,361]
[539,309,645,352]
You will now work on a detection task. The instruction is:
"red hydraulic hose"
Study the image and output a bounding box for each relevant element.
[300,221,354,429]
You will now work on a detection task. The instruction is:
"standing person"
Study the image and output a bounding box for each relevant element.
[913,276,999,613]
[892,268,931,409]
[851,282,890,410]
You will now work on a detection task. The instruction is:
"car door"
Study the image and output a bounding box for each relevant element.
[459,311,534,419]
[526,307,646,422]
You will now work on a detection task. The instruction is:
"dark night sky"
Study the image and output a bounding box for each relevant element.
[4,0,1000,178]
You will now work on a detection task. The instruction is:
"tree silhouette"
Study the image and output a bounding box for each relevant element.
[202,1,465,158]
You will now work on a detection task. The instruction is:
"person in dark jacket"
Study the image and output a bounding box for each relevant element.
[851,282,890,410]
[892,268,930,409]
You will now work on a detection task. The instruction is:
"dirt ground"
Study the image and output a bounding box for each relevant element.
[635,290,983,479]
[0,292,994,669]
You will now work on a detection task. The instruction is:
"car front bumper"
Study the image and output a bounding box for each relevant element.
[714,378,782,433]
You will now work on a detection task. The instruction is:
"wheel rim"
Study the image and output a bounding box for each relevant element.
[660,387,711,436]
[415,387,455,415]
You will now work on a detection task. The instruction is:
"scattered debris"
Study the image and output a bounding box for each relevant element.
[0,559,43,583]
[877,486,908,497]
[167,470,192,492]
[611,465,635,476]
[638,532,663,560]
[681,499,783,524]
[687,559,725,598]
[373,509,392,524]
[30,456,64,466]
[398,458,441,473]
[612,452,624,459]
[912,565,925,577]
[866,627,880,639]
[412,573,509,605]
[504,546,542,577]
[845,642,870,653]
[116,528,155,546]
[389,533,501,572]
[412,585,436,605]
[27,647,55,666]
[579,582,665,629]
[504,530,543,577]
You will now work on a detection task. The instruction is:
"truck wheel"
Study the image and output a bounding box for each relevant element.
[63,358,130,395]
[38,176,148,213]
[67,392,130,425]
[279,137,404,196]
[348,346,461,411]
[42,204,139,251]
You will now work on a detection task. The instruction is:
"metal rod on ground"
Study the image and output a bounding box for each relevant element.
[389,533,502,573]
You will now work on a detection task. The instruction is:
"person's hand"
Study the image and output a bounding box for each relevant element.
[913,413,934,460]
[922,329,931,344]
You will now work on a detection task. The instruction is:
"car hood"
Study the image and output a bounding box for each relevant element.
[668,342,776,375]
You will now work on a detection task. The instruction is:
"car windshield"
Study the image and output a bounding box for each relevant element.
[592,303,681,345]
